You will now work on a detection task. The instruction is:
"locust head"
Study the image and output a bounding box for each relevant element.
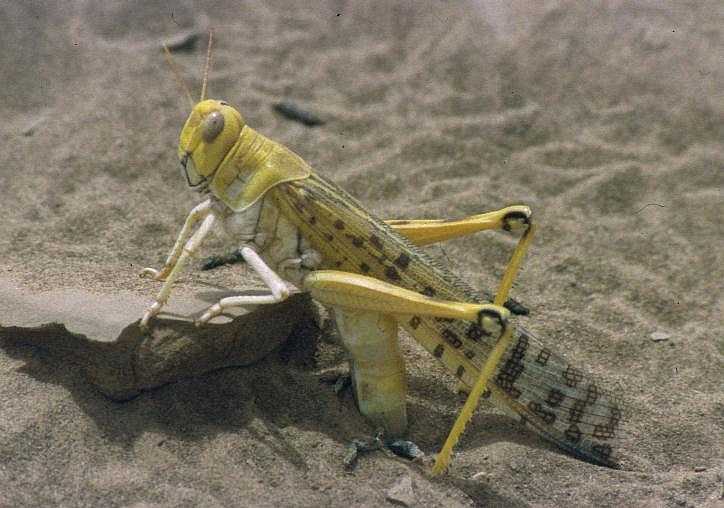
[163,31,309,210]
[164,31,244,192]
[177,100,244,191]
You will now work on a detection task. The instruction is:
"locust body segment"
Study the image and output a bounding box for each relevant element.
[333,308,407,436]
[141,97,624,472]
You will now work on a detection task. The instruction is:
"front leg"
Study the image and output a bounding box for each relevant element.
[140,199,213,281]
[196,246,296,325]
[141,212,217,328]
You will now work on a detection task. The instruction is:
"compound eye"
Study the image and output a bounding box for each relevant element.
[201,111,225,142]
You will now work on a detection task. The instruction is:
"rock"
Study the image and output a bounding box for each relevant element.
[21,115,46,136]
[386,439,425,461]
[272,101,325,127]
[0,279,318,400]
[163,31,201,52]
[650,331,671,342]
[386,475,415,507]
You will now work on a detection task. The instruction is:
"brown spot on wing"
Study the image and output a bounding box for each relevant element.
[384,266,401,281]
[528,401,557,425]
[563,365,584,387]
[466,323,483,341]
[585,384,599,404]
[546,389,564,407]
[565,424,582,443]
[442,329,462,348]
[536,348,551,366]
[568,400,585,424]
[433,344,444,358]
[593,424,616,439]
[369,234,383,250]
[394,253,411,269]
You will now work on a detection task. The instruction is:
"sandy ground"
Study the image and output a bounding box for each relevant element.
[1,1,723,506]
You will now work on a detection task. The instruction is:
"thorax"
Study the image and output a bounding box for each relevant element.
[216,196,318,286]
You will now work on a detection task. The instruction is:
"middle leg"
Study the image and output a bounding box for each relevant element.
[196,246,296,325]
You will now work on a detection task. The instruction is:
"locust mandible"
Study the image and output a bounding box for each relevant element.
[140,34,624,474]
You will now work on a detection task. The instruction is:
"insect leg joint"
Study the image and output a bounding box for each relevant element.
[195,245,298,326]
[140,211,217,329]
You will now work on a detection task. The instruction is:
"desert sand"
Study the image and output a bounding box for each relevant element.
[1,1,722,506]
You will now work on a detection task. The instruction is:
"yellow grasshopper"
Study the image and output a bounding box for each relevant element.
[140,35,623,474]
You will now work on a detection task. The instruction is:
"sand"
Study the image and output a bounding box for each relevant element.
[1,1,722,506]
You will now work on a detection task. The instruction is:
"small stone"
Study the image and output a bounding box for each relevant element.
[163,31,200,52]
[693,466,707,472]
[386,439,425,461]
[650,331,671,342]
[386,475,415,507]
[471,472,487,480]
[21,115,46,136]
[343,434,383,470]
[272,101,325,127]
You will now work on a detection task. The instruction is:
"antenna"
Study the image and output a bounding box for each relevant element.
[162,43,195,109]
[200,30,214,102]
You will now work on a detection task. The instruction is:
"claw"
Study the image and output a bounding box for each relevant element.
[272,284,290,301]
[140,301,162,330]
[343,430,384,470]
[139,267,159,279]
[140,313,152,330]
[140,267,167,281]
[342,431,426,470]
[196,303,222,326]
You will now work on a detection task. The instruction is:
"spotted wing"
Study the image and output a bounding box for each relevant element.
[272,174,627,467]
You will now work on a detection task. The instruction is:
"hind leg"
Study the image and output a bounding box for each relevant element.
[334,308,408,436]
[304,271,509,437]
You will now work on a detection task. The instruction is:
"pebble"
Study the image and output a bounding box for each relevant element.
[272,101,325,127]
[386,475,415,507]
[21,115,46,136]
[386,439,425,461]
[650,331,671,342]
[164,31,201,52]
